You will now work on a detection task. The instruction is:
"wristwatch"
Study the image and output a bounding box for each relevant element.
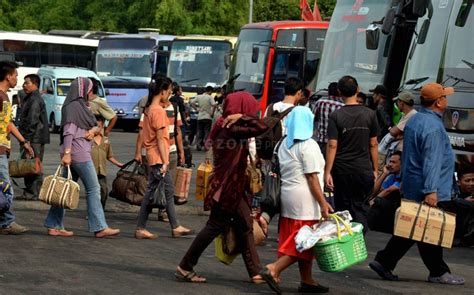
[20,140,27,146]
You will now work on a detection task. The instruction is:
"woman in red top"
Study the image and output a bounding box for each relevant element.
[176,91,268,284]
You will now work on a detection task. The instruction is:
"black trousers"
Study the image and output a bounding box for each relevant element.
[438,200,474,244]
[196,119,212,149]
[333,172,373,233]
[22,144,45,199]
[375,235,450,277]
[179,198,261,278]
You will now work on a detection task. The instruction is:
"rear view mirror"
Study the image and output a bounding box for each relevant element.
[366,24,380,50]
[252,46,259,63]
[417,19,430,44]
[413,0,429,17]
[382,8,396,34]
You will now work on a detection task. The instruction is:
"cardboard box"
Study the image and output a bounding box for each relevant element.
[195,161,213,201]
[394,199,456,248]
[174,167,192,199]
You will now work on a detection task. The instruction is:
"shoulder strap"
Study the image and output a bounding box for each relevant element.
[274,135,287,155]
[278,106,294,119]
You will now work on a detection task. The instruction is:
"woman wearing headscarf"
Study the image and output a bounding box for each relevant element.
[44,77,120,238]
[260,106,333,294]
[175,91,268,283]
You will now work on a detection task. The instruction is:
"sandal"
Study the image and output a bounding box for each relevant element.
[298,282,329,293]
[260,267,281,295]
[428,272,465,285]
[175,266,207,283]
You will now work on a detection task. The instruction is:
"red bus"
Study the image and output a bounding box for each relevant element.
[229,21,329,114]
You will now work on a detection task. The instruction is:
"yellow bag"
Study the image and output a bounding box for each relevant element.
[195,159,213,201]
[214,235,238,265]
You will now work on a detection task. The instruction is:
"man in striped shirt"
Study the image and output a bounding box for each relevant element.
[311,82,344,155]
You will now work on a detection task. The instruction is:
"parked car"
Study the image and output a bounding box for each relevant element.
[37,65,106,133]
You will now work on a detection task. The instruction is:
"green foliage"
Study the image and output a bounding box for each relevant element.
[0,0,336,35]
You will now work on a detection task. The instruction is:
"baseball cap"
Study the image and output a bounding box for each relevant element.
[420,83,454,100]
[393,91,415,104]
[369,85,387,97]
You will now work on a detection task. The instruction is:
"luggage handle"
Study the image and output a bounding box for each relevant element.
[322,214,353,241]
[54,165,73,181]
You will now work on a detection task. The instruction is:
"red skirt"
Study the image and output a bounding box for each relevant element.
[278,217,319,262]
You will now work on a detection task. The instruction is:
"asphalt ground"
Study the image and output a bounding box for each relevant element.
[1,131,473,294]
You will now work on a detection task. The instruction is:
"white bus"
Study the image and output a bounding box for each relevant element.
[0,32,99,102]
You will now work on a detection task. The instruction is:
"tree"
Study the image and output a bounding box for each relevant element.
[155,0,193,35]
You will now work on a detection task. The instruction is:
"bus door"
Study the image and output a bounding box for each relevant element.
[268,47,305,105]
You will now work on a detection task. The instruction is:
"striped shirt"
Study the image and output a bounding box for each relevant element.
[163,103,183,153]
[311,96,344,143]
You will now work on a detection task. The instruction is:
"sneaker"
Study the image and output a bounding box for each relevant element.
[158,210,169,222]
[0,222,28,235]
[428,272,465,285]
[369,261,399,281]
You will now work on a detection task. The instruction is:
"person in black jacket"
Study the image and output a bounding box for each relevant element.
[18,74,50,200]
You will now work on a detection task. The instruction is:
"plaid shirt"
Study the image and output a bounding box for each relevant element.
[311,96,344,143]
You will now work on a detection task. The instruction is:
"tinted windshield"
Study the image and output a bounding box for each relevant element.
[316,0,391,92]
[168,40,232,87]
[403,1,454,88]
[232,29,272,95]
[443,0,474,90]
[96,38,155,78]
[55,78,105,97]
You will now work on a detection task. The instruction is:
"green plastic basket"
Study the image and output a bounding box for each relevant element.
[313,222,368,272]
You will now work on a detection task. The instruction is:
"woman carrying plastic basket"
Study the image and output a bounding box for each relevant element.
[260,106,333,294]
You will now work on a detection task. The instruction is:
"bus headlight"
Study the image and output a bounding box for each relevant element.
[132,104,139,113]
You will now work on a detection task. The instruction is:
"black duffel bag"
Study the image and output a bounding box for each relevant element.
[109,160,148,206]
[367,191,401,234]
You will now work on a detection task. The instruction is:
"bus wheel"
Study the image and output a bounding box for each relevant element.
[122,119,138,132]
[50,115,59,134]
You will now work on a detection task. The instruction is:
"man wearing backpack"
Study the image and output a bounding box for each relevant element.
[256,77,304,160]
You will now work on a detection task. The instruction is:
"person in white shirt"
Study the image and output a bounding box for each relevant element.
[260,106,333,294]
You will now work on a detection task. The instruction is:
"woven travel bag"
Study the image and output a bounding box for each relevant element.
[39,165,80,209]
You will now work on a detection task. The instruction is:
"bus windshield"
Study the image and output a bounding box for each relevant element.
[232,29,272,96]
[168,40,232,87]
[403,1,454,89]
[96,38,155,78]
[442,0,474,90]
[316,0,391,92]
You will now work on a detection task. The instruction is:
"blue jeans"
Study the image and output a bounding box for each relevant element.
[44,160,108,232]
[0,154,15,227]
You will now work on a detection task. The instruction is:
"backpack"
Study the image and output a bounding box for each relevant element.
[255,104,294,160]
[260,136,286,213]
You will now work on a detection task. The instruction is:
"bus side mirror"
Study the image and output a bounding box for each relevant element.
[413,0,429,17]
[417,19,430,44]
[150,52,155,64]
[252,46,259,63]
[105,89,110,96]
[366,24,380,50]
[224,52,231,69]
[382,8,396,34]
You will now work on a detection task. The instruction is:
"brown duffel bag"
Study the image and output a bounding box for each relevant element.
[109,160,148,206]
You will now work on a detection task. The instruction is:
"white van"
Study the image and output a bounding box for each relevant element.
[37,65,106,132]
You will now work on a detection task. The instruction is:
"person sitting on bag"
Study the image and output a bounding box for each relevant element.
[92,115,124,209]
[175,91,268,284]
[17,73,50,201]
[134,74,192,240]
[259,106,333,295]
[43,77,120,238]
[370,151,402,205]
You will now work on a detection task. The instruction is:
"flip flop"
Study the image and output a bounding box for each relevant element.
[175,268,207,283]
[428,272,465,285]
[260,268,281,295]
[298,282,329,293]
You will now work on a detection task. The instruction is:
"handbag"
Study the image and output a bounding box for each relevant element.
[0,181,11,213]
[109,160,148,206]
[215,234,238,265]
[246,154,263,195]
[223,219,266,256]
[39,165,80,209]
[8,151,42,178]
[149,170,167,209]
[260,136,286,212]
